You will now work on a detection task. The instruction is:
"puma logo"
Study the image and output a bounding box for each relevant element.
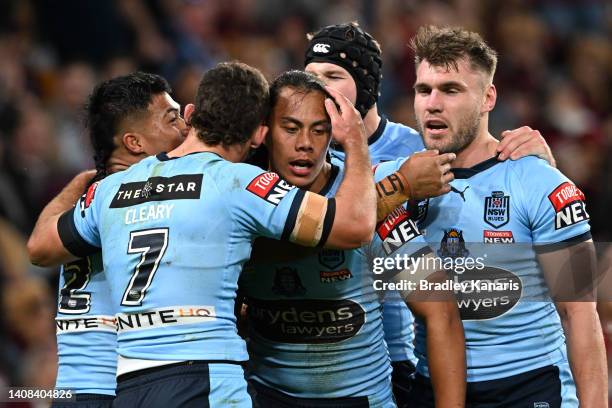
[451,185,469,201]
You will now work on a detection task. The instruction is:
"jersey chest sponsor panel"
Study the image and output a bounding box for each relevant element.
[55,253,117,394]
[241,163,390,398]
[416,156,590,381]
[332,119,425,363]
[68,152,304,362]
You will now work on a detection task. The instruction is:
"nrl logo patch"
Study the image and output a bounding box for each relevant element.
[484,191,510,228]
[438,228,469,258]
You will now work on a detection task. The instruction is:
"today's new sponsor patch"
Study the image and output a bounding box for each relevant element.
[548,182,589,229]
[377,206,421,255]
[247,172,295,205]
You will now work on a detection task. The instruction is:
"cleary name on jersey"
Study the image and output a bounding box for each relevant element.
[57,152,334,368]
[240,161,430,400]
[331,117,425,363]
[410,155,590,382]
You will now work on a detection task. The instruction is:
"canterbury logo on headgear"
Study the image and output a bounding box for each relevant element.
[312,43,330,53]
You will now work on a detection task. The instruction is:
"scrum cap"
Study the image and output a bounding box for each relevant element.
[305,23,382,117]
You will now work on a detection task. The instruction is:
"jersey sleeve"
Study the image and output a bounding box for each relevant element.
[230,164,335,247]
[57,180,103,257]
[512,158,591,246]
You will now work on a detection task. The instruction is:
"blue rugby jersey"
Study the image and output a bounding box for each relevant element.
[240,161,430,399]
[412,155,590,382]
[331,117,424,363]
[55,253,117,395]
[57,151,331,365]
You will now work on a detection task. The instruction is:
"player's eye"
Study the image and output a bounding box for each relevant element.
[312,127,328,136]
[284,126,299,134]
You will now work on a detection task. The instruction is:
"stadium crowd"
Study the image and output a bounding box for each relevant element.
[0,0,610,404]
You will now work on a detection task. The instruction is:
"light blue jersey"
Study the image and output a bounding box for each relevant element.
[55,253,117,395]
[240,161,429,402]
[331,117,424,363]
[58,151,329,365]
[413,155,590,382]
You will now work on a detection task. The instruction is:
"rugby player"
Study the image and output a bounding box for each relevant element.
[394,25,607,407]
[239,70,465,407]
[28,61,377,407]
[303,22,559,406]
[50,72,187,407]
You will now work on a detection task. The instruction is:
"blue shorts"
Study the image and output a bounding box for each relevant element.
[114,361,252,408]
[51,394,113,408]
[407,362,578,407]
[390,360,416,408]
[251,380,396,408]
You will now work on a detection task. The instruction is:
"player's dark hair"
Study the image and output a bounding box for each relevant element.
[410,25,498,80]
[190,62,270,147]
[86,72,171,182]
[268,70,332,120]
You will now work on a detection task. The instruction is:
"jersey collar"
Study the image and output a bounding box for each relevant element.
[317,163,340,196]
[156,151,223,161]
[330,115,388,152]
[451,155,501,179]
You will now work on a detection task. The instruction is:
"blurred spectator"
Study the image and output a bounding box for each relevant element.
[0,0,608,396]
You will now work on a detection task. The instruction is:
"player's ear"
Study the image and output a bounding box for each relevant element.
[122,132,145,154]
[251,124,268,149]
[183,103,195,124]
[482,83,496,113]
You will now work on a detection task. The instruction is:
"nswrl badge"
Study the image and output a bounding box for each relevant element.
[484,191,510,228]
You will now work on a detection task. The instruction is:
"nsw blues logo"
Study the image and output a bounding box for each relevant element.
[484,191,510,228]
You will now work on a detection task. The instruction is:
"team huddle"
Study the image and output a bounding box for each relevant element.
[27,23,606,408]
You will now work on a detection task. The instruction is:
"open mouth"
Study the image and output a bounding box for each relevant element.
[425,119,448,133]
[289,159,314,176]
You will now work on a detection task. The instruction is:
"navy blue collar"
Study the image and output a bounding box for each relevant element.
[331,115,388,152]
[318,164,340,196]
[451,156,501,179]
[156,151,223,161]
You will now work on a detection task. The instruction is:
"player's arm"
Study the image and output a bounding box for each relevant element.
[376,151,455,222]
[394,264,466,408]
[27,170,96,266]
[538,240,607,407]
[320,86,376,248]
[496,126,556,167]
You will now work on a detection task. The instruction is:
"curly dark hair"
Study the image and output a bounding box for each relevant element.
[410,25,498,81]
[190,62,270,147]
[86,72,171,182]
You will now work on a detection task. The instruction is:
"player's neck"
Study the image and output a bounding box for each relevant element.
[168,129,248,162]
[106,148,145,174]
[306,161,332,194]
[452,130,499,169]
[363,105,381,140]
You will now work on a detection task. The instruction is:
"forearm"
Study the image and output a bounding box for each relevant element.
[27,170,94,266]
[425,306,466,408]
[560,303,607,407]
[331,140,376,245]
[376,171,410,222]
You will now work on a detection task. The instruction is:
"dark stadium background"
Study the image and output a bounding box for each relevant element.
[0,0,609,404]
